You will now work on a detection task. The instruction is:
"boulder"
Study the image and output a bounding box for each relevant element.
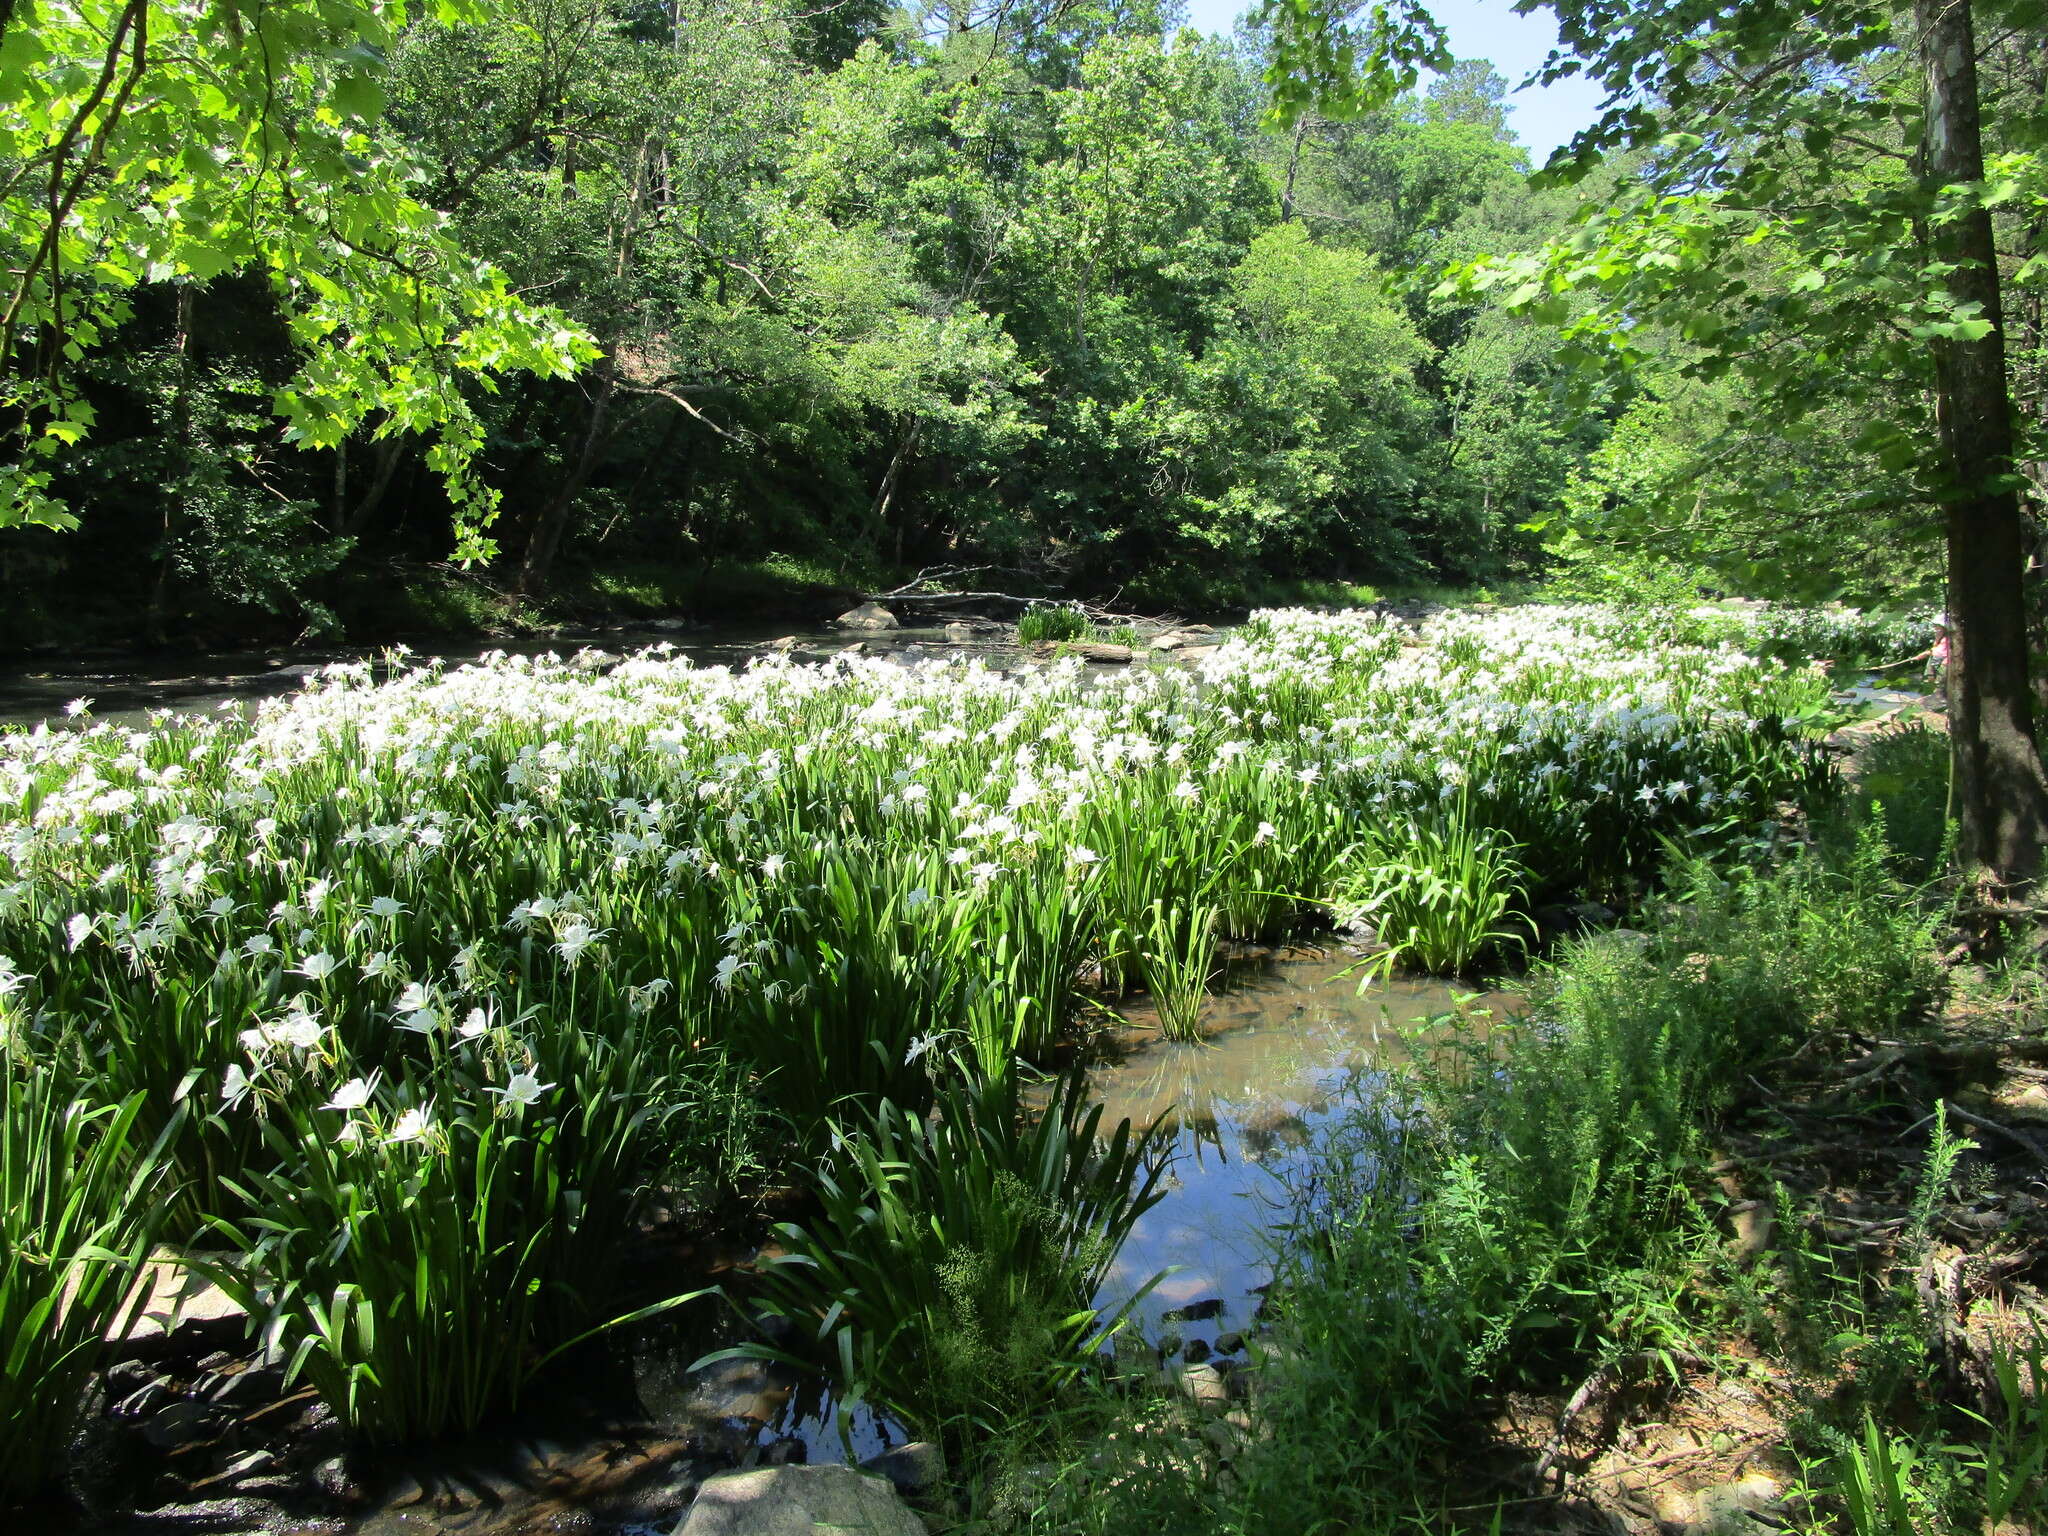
[112,1258,249,1360]
[860,1440,944,1498]
[1068,642,1132,662]
[833,602,898,631]
[674,1465,927,1536]
[1176,1363,1233,1409]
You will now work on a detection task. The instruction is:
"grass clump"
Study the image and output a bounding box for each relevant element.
[1017,605,1092,644]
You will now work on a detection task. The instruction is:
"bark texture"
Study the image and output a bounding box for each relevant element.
[1918,0,2048,879]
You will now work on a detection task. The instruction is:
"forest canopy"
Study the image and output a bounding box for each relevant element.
[0,0,2039,645]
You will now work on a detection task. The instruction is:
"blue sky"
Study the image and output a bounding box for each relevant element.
[1177,0,1609,163]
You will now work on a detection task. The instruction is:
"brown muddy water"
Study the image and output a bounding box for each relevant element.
[50,955,1505,1536]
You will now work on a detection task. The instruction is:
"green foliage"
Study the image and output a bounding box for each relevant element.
[1019,606,1091,644]
[201,1018,734,1444]
[1029,808,1948,1535]
[735,1067,1170,1456]
[1829,725,1954,886]
[0,1068,167,1497]
[1333,805,1530,974]
[0,0,593,544]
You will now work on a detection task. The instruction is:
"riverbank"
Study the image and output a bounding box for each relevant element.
[1,603,2006,1536]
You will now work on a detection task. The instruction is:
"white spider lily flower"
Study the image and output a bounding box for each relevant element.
[459,1007,492,1039]
[274,1006,326,1051]
[388,1107,433,1143]
[221,1062,253,1108]
[324,1077,375,1112]
[65,913,94,951]
[293,952,340,982]
[1068,845,1101,866]
[368,895,407,920]
[487,1071,554,1109]
[554,920,608,966]
[760,853,788,880]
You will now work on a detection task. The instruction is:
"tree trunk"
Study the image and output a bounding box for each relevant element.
[1918,0,2048,880]
[517,358,616,602]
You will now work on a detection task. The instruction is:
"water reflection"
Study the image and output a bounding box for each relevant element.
[1086,955,1503,1351]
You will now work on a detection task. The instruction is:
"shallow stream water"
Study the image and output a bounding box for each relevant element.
[0,623,1025,730]
[233,956,1501,1536]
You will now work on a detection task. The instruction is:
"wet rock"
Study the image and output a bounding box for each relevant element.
[142,1399,225,1450]
[1149,631,1193,652]
[1068,642,1132,663]
[833,603,898,631]
[942,623,978,642]
[768,636,798,651]
[112,1379,174,1421]
[1177,645,1220,661]
[190,1448,279,1493]
[104,1358,159,1397]
[685,1357,792,1427]
[202,1361,285,1408]
[1161,1298,1225,1324]
[314,1453,368,1506]
[757,1438,808,1467]
[674,1464,927,1535]
[1598,928,1654,956]
[861,1440,944,1498]
[1176,1363,1233,1410]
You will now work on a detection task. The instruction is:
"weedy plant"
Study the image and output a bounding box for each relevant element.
[0,1068,169,1498]
[731,1064,1170,1459]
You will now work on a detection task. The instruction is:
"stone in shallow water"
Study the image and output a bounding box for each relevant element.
[833,603,898,631]
[674,1465,926,1536]
[860,1440,943,1498]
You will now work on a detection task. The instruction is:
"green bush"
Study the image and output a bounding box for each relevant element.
[1829,723,1952,884]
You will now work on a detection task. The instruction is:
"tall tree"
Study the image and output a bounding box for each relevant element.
[1260,0,2048,882]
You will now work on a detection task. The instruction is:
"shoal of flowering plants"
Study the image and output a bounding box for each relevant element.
[0,605,1832,1448]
